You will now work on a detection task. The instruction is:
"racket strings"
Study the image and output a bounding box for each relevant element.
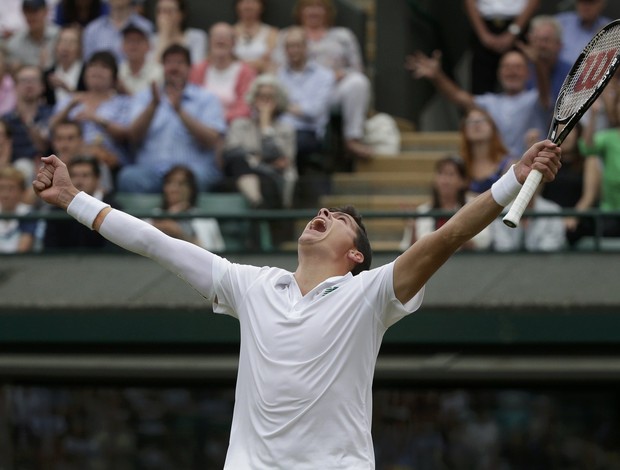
[556,23,620,120]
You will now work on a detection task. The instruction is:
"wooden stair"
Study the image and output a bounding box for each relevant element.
[322,131,461,251]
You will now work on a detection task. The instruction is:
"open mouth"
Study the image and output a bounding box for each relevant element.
[309,218,327,233]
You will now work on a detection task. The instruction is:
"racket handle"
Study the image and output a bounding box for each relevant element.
[502,169,543,228]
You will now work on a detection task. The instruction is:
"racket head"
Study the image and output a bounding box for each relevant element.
[549,19,620,144]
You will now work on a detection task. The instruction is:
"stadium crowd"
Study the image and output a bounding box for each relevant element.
[0,0,618,254]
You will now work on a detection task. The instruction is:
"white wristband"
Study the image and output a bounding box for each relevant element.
[491,165,522,207]
[66,191,110,230]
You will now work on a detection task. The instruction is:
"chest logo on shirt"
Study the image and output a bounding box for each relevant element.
[321,286,339,297]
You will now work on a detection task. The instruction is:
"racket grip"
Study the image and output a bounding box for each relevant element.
[502,169,543,228]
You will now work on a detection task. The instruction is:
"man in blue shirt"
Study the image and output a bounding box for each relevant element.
[523,15,573,107]
[82,0,153,62]
[555,0,611,65]
[276,26,335,206]
[117,44,226,193]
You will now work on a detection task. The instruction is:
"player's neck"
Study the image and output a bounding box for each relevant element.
[295,257,349,296]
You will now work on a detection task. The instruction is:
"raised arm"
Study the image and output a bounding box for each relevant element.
[393,140,561,304]
[33,155,219,298]
[406,50,476,111]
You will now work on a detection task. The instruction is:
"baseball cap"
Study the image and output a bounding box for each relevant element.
[121,23,150,38]
[22,0,47,10]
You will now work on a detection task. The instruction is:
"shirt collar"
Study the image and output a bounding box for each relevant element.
[273,271,353,293]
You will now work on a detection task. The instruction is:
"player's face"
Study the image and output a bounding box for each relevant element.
[299,208,358,253]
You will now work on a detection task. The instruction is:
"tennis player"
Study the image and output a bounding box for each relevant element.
[33,140,560,469]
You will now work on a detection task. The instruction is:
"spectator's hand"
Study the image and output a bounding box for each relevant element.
[150,81,161,106]
[493,32,517,54]
[165,83,183,112]
[515,39,538,63]
[564,216,579,232]
[32,155,77,209]
[405,50,442,80]
[270,156,289,171]
[47,73,70,91]
[514,140,562,184]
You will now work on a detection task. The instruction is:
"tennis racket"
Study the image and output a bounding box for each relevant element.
[503,19,620,228]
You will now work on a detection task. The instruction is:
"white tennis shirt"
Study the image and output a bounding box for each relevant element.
[212,256,425,469]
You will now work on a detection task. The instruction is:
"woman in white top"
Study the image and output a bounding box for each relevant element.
[149,165,225,252]
[400,156,491,252]
[233,0,279,74]
[152,0,207,65]
[190,22,256,124]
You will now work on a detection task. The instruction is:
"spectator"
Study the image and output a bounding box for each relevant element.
[275,26,334,207]
[50,118,114,191]
[5,0,60,70]
[521,15,572,106]
[459,108,515,194]
[555,0,611,65]
[400,155,491,252]
[223,73,297,210]
[568,94,620,243]
[43,155,119,248]
[118,44,226,193]
[0,49,17,116]
[118,22,163,95]
[50,50,131,184]
[190,22,256,124]
[148,165,225,252]
[463,0,539,94]
[53,0,109,28]
[82,0,153,62]
[0,120,13,170]
[0,166,36,253]
[492,189,566,251]
[233,0,279,74]
[50,118,82,163]
[275,0,373,162]
[43,25,85,106]
[534,124,598,246]
[407,49,549,158]
[0,0,27,40]
[2,65,52,181]
[152,0,207,66]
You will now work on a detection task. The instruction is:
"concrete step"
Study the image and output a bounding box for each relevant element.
[356,151,446,173]
[319,194,427,211]
[400,131,461,152]
[331,172,433,195]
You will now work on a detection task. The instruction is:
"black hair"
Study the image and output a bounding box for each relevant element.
[329,205,372,275]
[161,43,192,66]
[86,50,118,81]
[162,165,198,209]
[431,155,468,209]
[68,155,100,178]
[51,118,82,138]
